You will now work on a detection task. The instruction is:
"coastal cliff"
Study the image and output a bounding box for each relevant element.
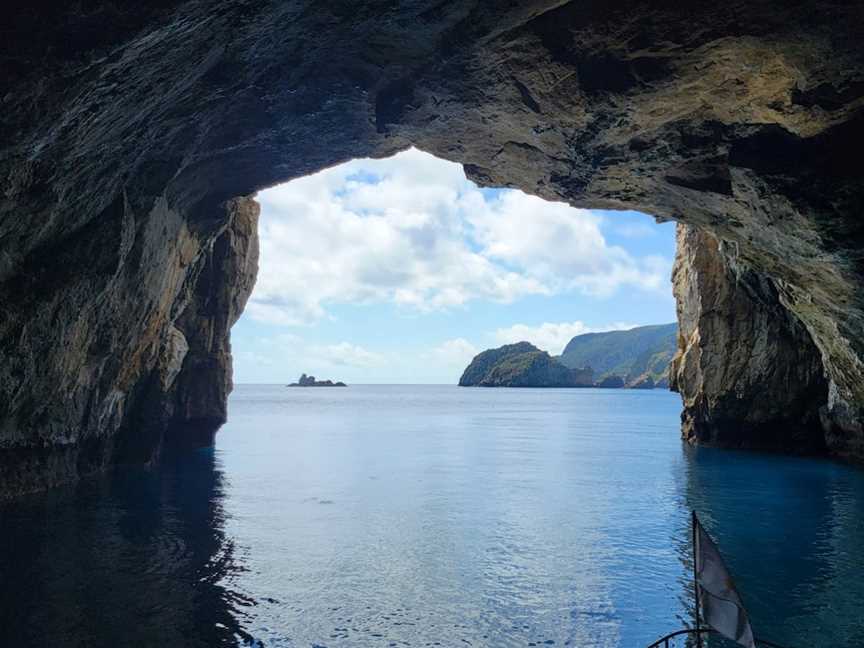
[464,333,678,390]
[559,324,676,388]
[2,1,864,496]
[669,225,829,451]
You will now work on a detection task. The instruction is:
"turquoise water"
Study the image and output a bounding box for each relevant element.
[1,385,862,647]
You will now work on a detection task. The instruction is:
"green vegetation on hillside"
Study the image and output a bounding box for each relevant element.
[557,323,676,387]
[459,342,593,387]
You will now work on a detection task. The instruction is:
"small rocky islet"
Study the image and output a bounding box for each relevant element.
[288,373,347,387]
[459,324,676,389]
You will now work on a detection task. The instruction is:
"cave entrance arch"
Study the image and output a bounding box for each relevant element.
[232,147,679,390]
[2,1,863,498]
[229,145,831,456]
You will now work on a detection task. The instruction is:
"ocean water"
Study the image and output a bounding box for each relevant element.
[1,385,863,648]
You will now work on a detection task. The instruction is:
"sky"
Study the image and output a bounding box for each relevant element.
[231,148,676,384]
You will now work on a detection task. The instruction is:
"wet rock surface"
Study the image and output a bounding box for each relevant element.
[2,0,863,495]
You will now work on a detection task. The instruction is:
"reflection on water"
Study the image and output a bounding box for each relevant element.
[682,445,864,647]
[1,385,863,647]
[0,449,245,647]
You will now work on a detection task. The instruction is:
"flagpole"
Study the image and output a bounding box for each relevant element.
[692,510,703,648]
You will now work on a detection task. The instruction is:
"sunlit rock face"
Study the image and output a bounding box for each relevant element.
[669,225,829,452]
[1,0,863,495]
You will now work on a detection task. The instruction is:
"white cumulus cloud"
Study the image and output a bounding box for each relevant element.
[427,338,479,365]
[309,342,385,368]
[492,321,638,355]
[469,191,671,297]
[233,335,386,383]
[248,148,670,326]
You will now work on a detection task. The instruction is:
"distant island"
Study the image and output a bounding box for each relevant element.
[288,373,347,387]
[459,342,593,387]
[459,323,677,389]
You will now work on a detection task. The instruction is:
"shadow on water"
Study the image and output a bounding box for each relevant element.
[680,444,864,648]
[3,387,864,648]
[0,448,248,648]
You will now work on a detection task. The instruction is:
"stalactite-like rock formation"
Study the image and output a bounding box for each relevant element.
[1,0,863,496]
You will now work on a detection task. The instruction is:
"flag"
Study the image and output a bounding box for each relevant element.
[693,512,756,648]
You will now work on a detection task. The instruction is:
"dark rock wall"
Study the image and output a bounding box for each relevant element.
[669,224,829,451]
[0,191,258,497]
[2,0,863,495]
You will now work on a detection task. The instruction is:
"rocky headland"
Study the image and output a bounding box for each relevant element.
[461,329,676,390]
[459,342,594,387]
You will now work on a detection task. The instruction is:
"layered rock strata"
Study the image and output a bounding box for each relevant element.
[2,0,864,495]
[0,194,258,497]
[669,225,829,451]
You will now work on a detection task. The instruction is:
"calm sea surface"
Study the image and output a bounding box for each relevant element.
[1,385,863,647]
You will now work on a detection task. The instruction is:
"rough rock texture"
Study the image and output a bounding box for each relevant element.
[460,342,593,388]
[669,224,829,451]
[2,0,864,495]
[0,189,258,497]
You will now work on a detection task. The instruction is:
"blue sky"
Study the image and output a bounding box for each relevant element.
[231,149,676,384]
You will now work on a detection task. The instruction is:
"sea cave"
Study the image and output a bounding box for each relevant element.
[1,1,863,646]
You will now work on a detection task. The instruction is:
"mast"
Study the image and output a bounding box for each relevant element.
[693,510,703,648]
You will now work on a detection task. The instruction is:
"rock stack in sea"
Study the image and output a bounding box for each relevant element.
[289,374,347,387]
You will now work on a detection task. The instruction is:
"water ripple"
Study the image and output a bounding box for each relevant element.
[2,386,863,647]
